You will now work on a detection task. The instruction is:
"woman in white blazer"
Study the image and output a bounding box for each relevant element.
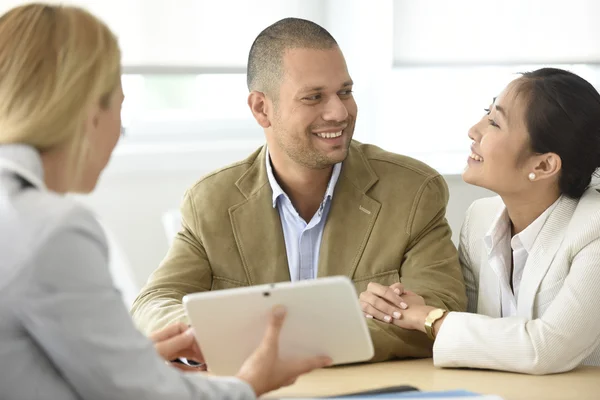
[359,67,600,375]
[0,4,329,400]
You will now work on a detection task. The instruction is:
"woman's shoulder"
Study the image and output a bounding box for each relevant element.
[458,196,504,259]
[20,190,103,238]
[565,185,600,244]
[464,195,504,230]
[1,188,106,294]
[469,195,504,213]
[573,185,600,214]
[10,189,105,260]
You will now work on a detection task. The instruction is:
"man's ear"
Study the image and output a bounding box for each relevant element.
[248,91,271,129]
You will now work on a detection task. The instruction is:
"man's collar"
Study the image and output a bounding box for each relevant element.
[265,147,342,208]
[235,141,379,199]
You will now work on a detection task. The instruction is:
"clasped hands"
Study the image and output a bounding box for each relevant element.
[359,282,439,335]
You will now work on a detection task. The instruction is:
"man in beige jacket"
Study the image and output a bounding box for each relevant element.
[131,18,467,363]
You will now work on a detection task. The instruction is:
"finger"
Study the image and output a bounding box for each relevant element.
[150,322,189,342]
[366,282,407,309]
[360,300,398,323]
[360,292,402,319]
[290,355,332,376]
[390,282,406,295]
[282,376,298,387]
[155,329,196,360]
[188,341,205,363]
[180,336,204,358]
[261,305,286,348]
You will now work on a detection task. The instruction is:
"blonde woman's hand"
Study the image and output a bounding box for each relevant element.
[236,306,332,397]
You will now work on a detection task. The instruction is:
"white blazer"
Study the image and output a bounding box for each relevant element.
[433,186,600,375]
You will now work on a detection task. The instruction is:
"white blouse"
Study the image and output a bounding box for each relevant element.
[483,200,559,317]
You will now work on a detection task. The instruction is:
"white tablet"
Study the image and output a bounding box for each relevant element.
[183,276,374,376]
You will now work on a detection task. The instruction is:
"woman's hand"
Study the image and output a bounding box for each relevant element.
[359,282,425,326]
[359,282,449,336]
[150,322,206,371]
[236,306,332,397]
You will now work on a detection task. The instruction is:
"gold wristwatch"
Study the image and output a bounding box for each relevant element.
[424,308,447,340]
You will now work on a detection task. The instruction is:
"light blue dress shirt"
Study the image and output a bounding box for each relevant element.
[265,149,342,281]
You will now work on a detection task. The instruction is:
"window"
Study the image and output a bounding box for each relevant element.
[84,0,328,147]
[382,0,600,173]
[6,0,599,174]
[377,64,600,174]
[13,0,326,68]
[121,74,258,140]
[392,0,600,66]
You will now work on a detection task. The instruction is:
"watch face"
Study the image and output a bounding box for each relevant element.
[431,309,445,319]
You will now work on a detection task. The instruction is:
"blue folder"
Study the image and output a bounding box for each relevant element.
[332,389,482,398]
[279,387,483,399]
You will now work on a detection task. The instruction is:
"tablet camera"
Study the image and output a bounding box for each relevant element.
[263,291,270,297]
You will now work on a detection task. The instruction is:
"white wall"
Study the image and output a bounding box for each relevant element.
[80,147,493,290]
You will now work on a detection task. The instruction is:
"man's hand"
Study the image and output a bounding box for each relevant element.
[359,282,425,327]
[150,322,206,371]
[236,306,332,397]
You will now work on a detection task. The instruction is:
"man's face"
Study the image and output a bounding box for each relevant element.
[267,46,357,169]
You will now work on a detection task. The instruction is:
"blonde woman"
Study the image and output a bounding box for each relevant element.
[0,4,330,399]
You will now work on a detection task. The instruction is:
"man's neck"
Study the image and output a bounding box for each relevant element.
[501,187,560,235]
[269,154,333,222]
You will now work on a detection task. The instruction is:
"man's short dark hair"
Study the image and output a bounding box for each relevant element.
[247,18,338,97]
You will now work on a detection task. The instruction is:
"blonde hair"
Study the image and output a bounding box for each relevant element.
[0,3,121,172]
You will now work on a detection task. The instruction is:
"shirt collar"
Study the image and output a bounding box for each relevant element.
[265,147,342,209]
[484,197,561,255]
[484,205,510,254]
[512,198,561,253]
[0,144,46,190]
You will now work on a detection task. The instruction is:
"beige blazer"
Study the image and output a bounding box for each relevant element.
[132,141,467,361]
[434,186,600,374]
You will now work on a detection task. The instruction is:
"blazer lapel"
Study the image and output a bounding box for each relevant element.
[317,143,381,279]
[517,196,578,317]
[229,147,291,285]
[477,245,502,317]
[475,204,508,317]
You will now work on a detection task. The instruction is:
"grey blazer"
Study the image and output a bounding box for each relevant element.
[0,145,255,400]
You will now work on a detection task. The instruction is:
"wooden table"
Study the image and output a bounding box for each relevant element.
[267,358,600,399]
